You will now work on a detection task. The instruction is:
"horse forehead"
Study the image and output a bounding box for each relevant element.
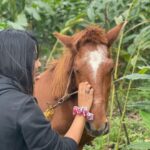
[86,45,108,80]
[88,45,107,62]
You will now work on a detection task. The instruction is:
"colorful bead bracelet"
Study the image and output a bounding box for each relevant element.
[73,106,94,121]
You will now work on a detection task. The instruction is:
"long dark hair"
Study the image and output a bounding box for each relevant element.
[0,29,39,95]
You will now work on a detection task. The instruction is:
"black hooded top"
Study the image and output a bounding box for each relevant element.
[0,75,77,150]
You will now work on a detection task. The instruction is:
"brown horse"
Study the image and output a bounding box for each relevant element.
[34,23,124,148]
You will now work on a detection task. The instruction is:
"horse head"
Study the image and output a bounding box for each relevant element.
[53,23,124,137]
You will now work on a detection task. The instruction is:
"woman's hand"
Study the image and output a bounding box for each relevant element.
[65,82,94,143]
[78,82,94,111]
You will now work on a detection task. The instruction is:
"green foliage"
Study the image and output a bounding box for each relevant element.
[128,101,150,112]
[127,142,150,150]
[84,116,150,150]
[140,111,150,130]
[1,0,150,149]
[117,73,150,81]
[0,0,90,51]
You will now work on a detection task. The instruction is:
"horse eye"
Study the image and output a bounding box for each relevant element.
[74,67,80,74]
[76,70,80,74]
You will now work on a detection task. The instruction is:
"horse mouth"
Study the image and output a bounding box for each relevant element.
[85,122,109,137]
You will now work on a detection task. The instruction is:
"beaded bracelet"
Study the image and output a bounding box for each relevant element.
[73,106,94,121]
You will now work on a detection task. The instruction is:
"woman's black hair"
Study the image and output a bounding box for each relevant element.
[0,29,39,95]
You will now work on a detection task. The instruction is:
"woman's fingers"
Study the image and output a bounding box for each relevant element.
[79,82,92,94]
[79,82,86,94]
[79,82,89,93]
[89,88,94,96]
[79,82,94,99]
[78,82,94,110]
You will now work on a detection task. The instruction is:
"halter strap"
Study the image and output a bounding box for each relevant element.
[44,68,77,119]
[48,90,78,109]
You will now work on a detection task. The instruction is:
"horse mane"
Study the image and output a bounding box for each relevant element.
[48,25,108,99]
[49,49,75,98]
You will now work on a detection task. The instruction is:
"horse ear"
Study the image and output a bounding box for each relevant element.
[53,32,73,48]
[106,22,127,46]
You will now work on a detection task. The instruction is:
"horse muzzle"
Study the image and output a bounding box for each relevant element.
[85,122,109,137]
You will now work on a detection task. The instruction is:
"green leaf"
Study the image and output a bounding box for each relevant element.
[7,21,25,30]
[138,66,150,74]
[127,43,136,55]
[7,13,28,30]
[65,18,84,28]
[131,55,138,66]
[25,7,41,21]
[87,6,95,22]
[0,22,8,29]
[127,141,150,150]
[122,9,130,18]
[140,111,150,130]
[116,73,150,81]
[2,0,8,4]
[114,15,123,24]
[33,1,51,11]
[16,13,28,27]
[128,101,150,112]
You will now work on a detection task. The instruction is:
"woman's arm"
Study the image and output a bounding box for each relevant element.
[18,96,78,150]
[18,82,93,149]
[65,115,86,144]
[65,82,94,144]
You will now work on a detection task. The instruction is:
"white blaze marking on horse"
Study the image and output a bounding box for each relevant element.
[88,45,107,81]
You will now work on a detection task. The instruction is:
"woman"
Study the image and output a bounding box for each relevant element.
[0,29,94,150]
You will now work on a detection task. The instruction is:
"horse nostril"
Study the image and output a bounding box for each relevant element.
[85,122,109,137]
[96,122,109,134]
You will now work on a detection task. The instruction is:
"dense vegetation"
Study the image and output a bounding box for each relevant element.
[0,0,150,149]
